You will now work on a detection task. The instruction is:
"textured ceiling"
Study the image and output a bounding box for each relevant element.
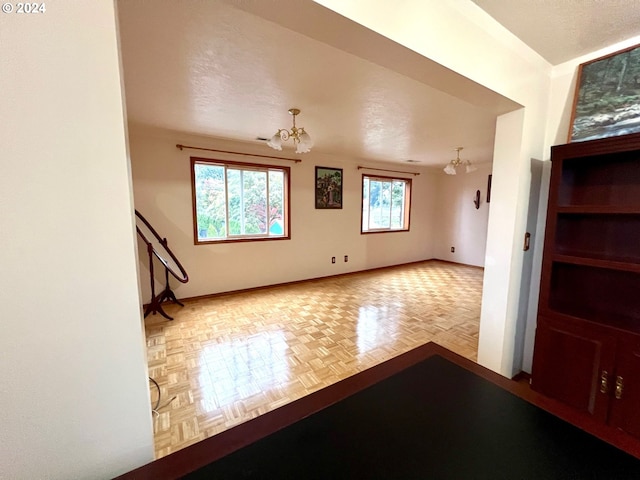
[471,0,640,65]
[117,0,515,168]
[117,0,640,168]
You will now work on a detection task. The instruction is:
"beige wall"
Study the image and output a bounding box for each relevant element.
[130,126,439,301]
[434,163,493,267]
[0,2,154,479]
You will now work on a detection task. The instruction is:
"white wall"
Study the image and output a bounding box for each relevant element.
[434,163,492,267]
[0,2,154,478]
[130,126,438,301]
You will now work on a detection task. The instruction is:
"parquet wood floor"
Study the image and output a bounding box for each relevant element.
[144,260,483,459]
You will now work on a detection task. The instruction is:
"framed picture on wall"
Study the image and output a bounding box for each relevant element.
[315,166,343,209]
[568,43,640,142]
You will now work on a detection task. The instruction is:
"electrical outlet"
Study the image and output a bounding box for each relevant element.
[344,255,348,262]
[331,256,336,264]
[451,247,455,253]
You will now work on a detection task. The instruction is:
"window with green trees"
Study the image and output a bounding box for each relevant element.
[192,158,289,243]
[361,174,411,233]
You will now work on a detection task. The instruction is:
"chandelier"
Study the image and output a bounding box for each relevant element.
[443,147,477,175]
[267,108,314,154]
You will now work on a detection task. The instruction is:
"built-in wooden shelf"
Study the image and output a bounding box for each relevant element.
[551,255,640,274]
[556,206,640,214]
[532,131,640,442]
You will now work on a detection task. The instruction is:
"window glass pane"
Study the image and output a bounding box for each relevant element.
[194,163,226,240]
[268,170,284,235]
[369,180,381,228]
[391,181,405,228]
[242,170,267,235]
[370,180,391,229]
[227,169,242,235]
[379,181,392,228]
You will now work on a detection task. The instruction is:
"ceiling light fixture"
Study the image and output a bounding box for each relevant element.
[266,108,314,154]
[444,147,477,175]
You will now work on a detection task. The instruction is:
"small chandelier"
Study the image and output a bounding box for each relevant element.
[267,108,314,154]
[444,147,477,175]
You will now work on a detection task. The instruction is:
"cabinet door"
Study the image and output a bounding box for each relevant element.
[531,316,616,422]
[608,334,640,438]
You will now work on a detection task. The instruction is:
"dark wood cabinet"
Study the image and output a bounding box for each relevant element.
[533,316,615,421]
[609,335,640,438]
[531,132,640,440]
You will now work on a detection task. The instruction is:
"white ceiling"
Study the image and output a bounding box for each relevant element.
[117,0,640,168]
[471,0,640,65]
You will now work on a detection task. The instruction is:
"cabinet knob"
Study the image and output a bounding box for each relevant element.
[600,370,609,394]
[615,376,624,400]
